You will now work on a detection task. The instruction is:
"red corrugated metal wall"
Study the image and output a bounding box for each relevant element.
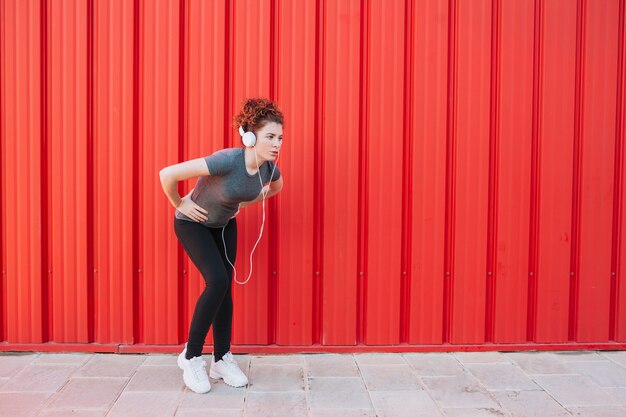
[1,0,626,353]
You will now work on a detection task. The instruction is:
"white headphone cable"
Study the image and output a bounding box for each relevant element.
[222,147,279,285]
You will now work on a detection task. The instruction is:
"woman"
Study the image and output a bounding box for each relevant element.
[159,98,284,393]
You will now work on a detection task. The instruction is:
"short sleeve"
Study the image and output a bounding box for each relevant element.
[204,149,233,176]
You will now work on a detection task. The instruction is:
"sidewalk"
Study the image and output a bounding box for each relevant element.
[0,349,625,417]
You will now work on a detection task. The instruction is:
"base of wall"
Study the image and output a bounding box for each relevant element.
[0,342,625,355]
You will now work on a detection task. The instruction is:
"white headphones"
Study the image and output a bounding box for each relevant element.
[239,126,256,147]
[221,124,280,285]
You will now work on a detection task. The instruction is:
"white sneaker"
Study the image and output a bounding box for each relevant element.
[209,351,248,387]
[177,343,211,393]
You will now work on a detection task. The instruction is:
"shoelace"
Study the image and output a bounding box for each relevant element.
[220,353,243,375]
[190,358,208,380]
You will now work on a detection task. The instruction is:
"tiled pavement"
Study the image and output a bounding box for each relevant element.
[1,349,626,417]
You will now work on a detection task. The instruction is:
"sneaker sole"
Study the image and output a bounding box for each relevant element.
[209,368,247,388]
[178,353,211,394]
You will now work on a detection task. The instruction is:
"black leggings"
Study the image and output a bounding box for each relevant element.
[174,217,237,361]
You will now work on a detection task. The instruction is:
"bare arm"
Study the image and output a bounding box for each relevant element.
[159,158,210,222]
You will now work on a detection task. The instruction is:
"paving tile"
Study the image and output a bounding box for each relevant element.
[440,407,510,417]
[0,364,77,392]
[175,410,242,417]
[40,410,108,417]
[75,353,146,377]
[245,391,307,416]
[142,353,179,366]
[421,373,500,408]
[247,364,304,392]
[358,364,422,391]
[0,352,38,377]
[552,351,605,362]
[454,352,513,364]
[178,379,245,409]
[107,391,180,417]
[564,360,626,387]
[492,390,571,417]
[32,353,92,366]
[310,409,377,417]
[304,354,360,377]
[0,392,52,417]
[44,377,127,410]
[503,352,571,375]
[369,390,444,417]
[567,405,626,417]
[533,374,622,406]
[4,349,625,417]
[604,387,626,402]
[308,377,371,409]
[124,365,185,392]
[354,353,406,365]
[250,354,303,365]
[464,363,540,391]
[505,352,572,375]
[600,350,626,368]
[403,353,465,376]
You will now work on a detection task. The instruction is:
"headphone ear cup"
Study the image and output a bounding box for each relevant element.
[242,131,256,147]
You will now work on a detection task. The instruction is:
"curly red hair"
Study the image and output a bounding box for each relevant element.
[233,97,284,134]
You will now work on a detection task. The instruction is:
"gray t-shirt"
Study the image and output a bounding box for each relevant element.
[175,147,281,228]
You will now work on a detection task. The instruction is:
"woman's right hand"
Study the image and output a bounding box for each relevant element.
[176,194,208,222]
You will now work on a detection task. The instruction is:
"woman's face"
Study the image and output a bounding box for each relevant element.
[252,122,283,162]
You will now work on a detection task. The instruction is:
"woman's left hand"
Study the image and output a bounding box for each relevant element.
[230,203,241,219]
[236,185,271,213]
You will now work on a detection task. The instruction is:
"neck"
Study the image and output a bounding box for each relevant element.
[244,147,266,171]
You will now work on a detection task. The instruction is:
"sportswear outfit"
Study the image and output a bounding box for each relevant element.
[174,147,280,393]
